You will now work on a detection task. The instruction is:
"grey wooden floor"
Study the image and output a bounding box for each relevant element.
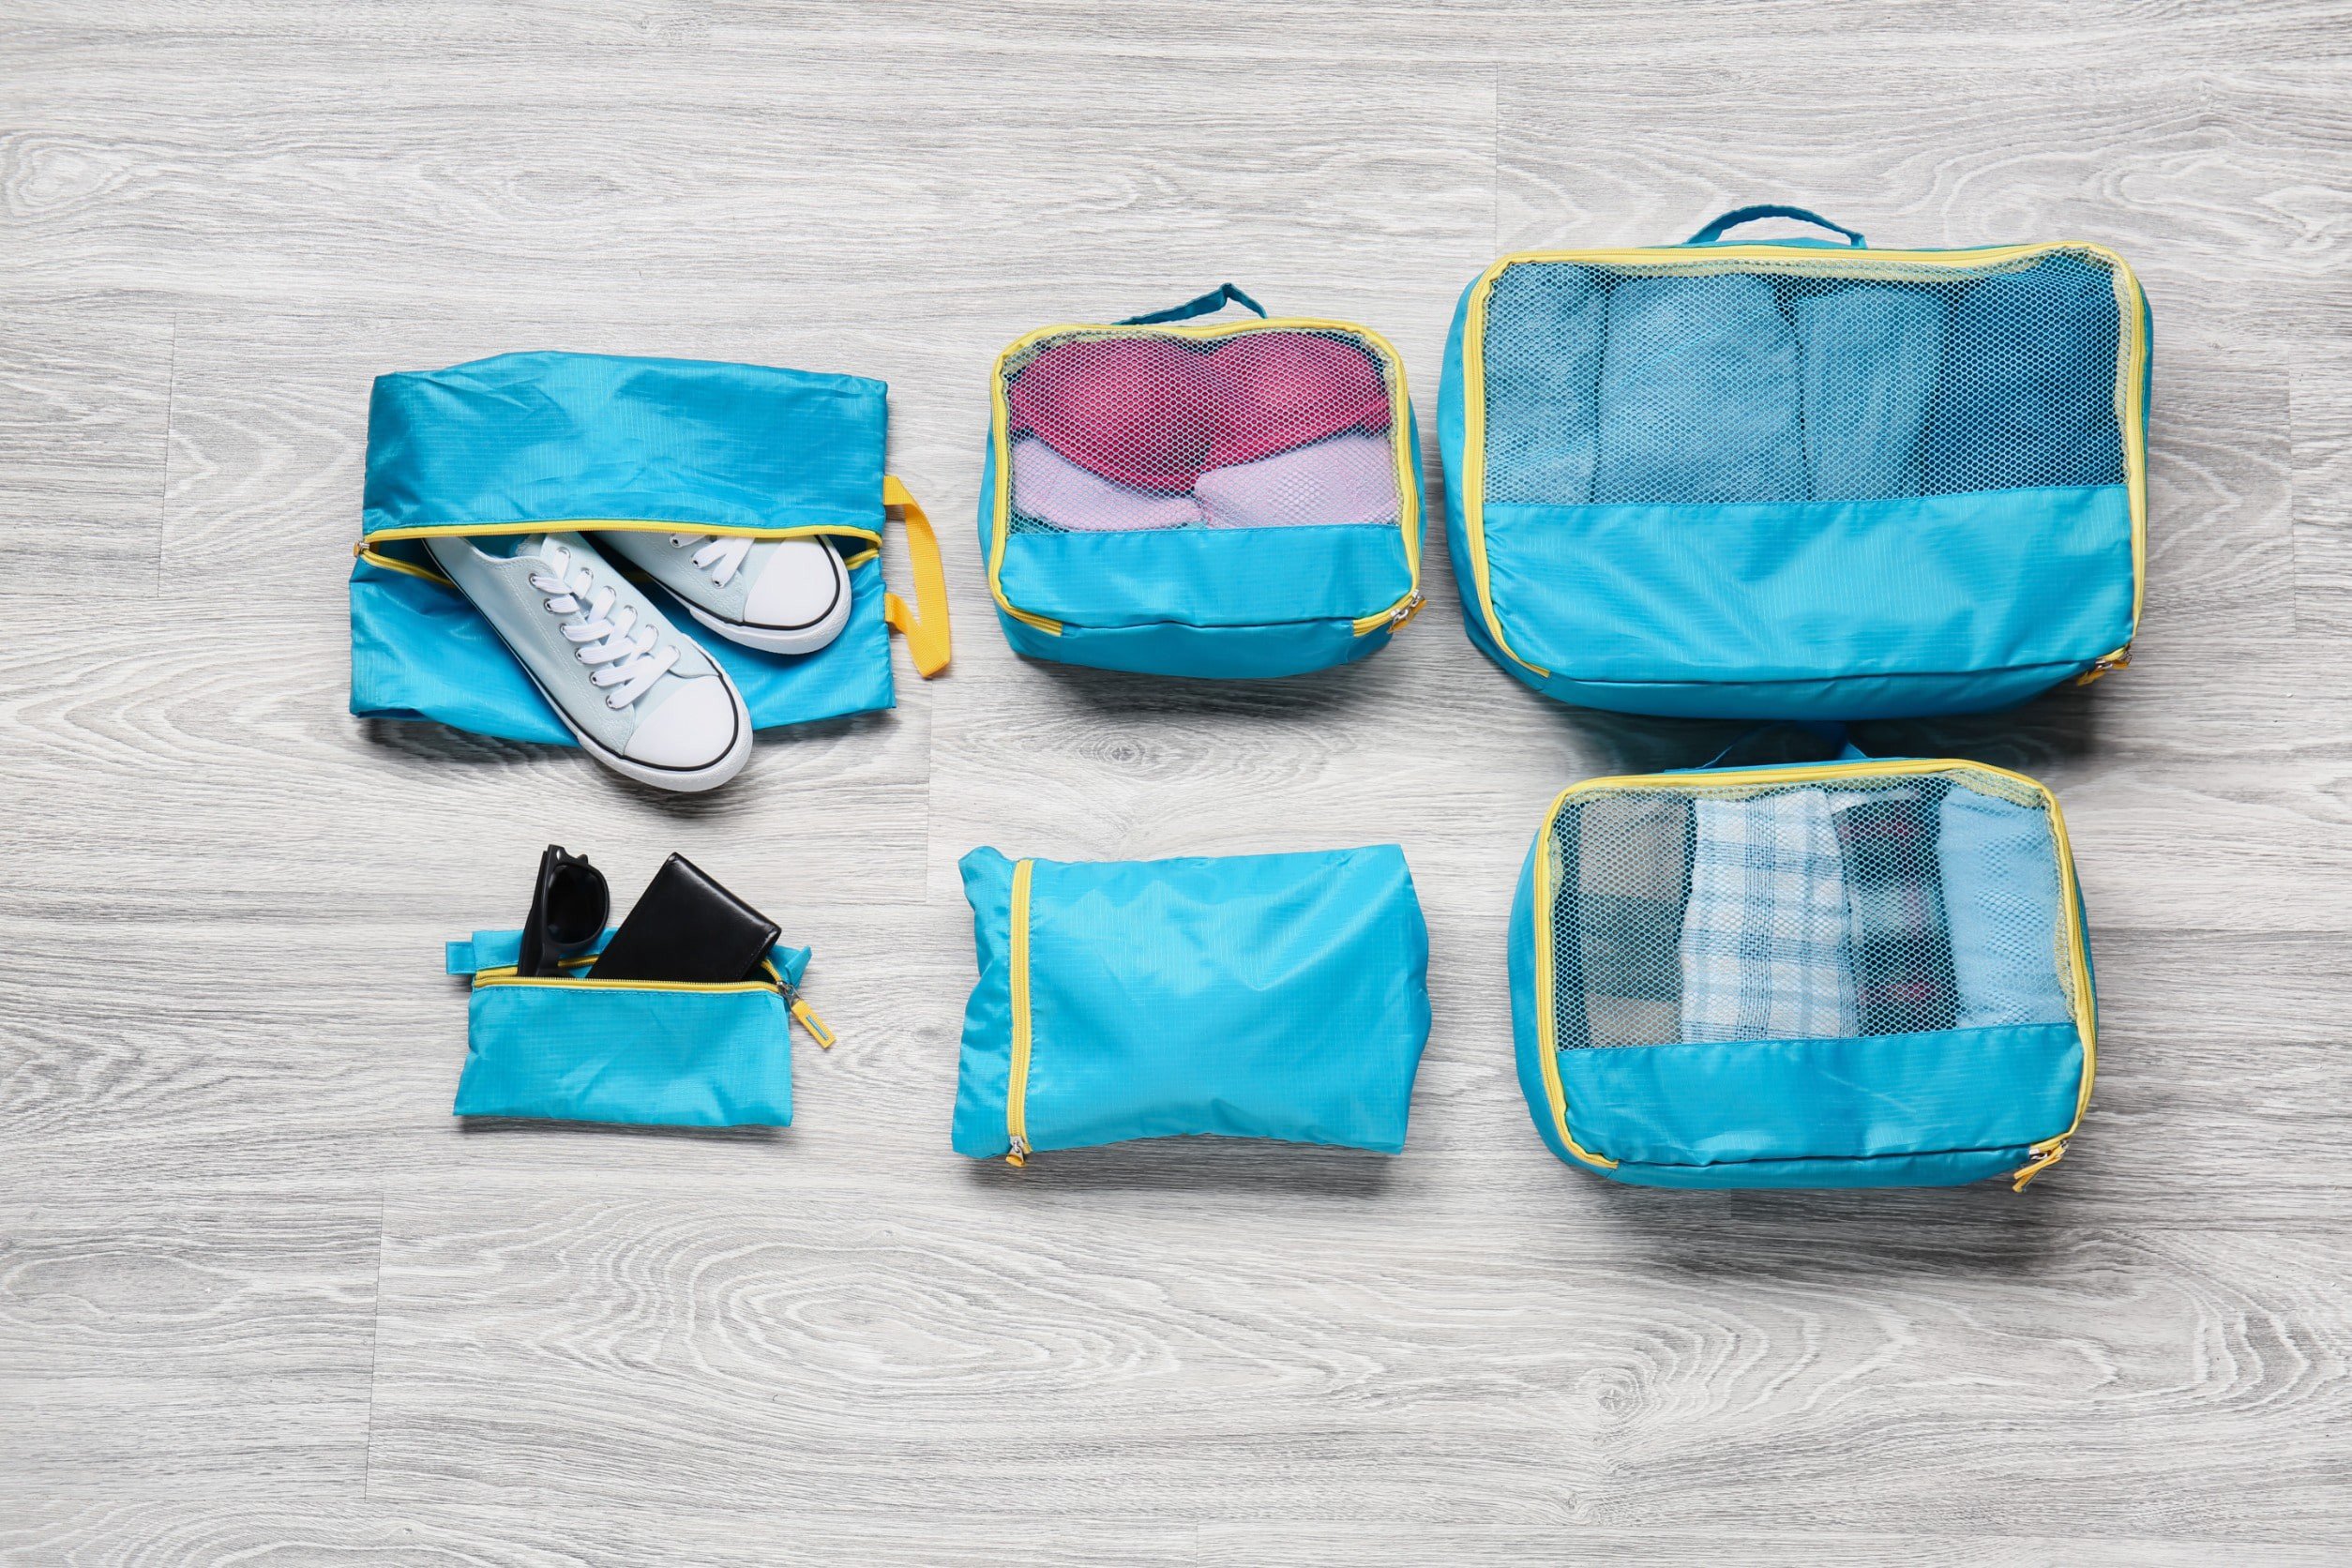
[6,2,2351,1562]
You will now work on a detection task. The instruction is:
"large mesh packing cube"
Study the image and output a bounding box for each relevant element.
[1507,755,2096,1190]
[980,285,1425,679]
[1440,206,2151,719]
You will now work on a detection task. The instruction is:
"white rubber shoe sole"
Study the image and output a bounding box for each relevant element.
[525,660,753,793]
[685,537,852,656]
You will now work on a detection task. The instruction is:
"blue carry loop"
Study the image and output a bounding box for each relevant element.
[1440,207,2152,718]
[980,288,1425,679]
[445,928,834,1127]
[952,844,1432,1162]
[1507,746,2095,1190]
[351,351,950,746]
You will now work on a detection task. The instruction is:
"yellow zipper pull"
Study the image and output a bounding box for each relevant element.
[1388,591,1426,632]
[2012,1139,2070,1192]
[2075,648,2133,685]
[788,996,837,1049]
[1005,1137,1031,1169]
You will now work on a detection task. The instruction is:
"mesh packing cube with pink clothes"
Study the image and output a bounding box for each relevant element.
[980,284,1425,679]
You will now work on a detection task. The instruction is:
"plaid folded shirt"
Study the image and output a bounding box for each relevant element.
[1679,790,1859,1043]
[1829,786,1961,1034]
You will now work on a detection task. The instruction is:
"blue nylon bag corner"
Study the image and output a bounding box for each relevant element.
[1440,206,2153,719]
[351,351,946,745]
[445,928,813,1128]
[1508,754,2097,1190]
[952,844,1432,1161]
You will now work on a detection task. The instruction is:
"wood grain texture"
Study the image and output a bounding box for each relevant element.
[2,2,2349,1562]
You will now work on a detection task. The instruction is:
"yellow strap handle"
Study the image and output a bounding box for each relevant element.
[882,475,952,678]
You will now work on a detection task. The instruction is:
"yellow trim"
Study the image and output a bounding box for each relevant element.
[1004,857,1035,1167]
[881,475,953,678]
[840,547,881,569]
[470,963,779,997]
[356,545,455,586]
[983,317,1424,640]
[360,519,883,549]
[1530,757,2096,1184]
[1458,241,2151,683]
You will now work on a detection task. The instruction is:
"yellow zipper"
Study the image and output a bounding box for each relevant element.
[1458,241,2150,682]
[471,959,837,1048]
[1530,758,2097,1185]
[984,318,1424,640]
[1005,857,1035,1166]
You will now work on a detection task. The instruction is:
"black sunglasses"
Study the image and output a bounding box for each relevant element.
[519,843,611,977]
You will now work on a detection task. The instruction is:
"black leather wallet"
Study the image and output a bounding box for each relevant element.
[587,854,780,985]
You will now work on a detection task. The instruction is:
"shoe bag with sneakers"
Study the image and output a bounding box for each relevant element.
[351,351,950,790]
[1509,743,2095,1191]
[981,285,1425,680]
[1440,205,2150,719]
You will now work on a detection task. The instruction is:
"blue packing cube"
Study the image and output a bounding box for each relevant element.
[1508,754,2096,1190]
[1440,205,2152,719]
[979,285,1426,679]
[352,351,950,746]
[952,844,1432,1162]
[445,927,834,1128]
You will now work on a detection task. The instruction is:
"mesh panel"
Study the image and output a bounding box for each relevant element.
[1483,249,2129,506]
[1547,771,2077,1050]
[1000,326,1403,534]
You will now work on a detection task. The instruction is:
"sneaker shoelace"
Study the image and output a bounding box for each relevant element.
[671,534,754,588]
[530,543,682,709]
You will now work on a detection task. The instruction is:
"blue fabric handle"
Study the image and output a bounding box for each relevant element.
[1119,283,1269,325]
[1687,205,1866,248]
[1690,720,1858,772]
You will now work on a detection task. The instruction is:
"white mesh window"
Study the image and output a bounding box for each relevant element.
[1483,249,2132,507]
[1000,326,1404,535]
[1548,772,2078,1050]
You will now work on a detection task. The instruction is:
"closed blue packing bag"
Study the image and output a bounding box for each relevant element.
[1442,206,2152,719]
[445,927,833,1127]
[1509,753,2096,1191]
[352,351,950,744]
[979,286,1426,680]
[953,844,1432,1162]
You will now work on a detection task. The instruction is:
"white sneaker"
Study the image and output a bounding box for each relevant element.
[600,530,852,656]
[425,531,753,792]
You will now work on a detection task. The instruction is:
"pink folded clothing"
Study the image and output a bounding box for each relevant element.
[1010,436,1206,532]
[1005,337,1216,492]
[1208,331,1393,469]
[1193,431,1401,529]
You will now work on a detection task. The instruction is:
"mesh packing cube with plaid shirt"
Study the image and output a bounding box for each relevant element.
[980,286,1426,679]
[952,844,1431,1164]
[1507,755,2096,1190]
[1439,205,2152,719]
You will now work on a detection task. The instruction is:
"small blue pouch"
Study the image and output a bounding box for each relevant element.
[445,928,832,1128]
[953,844,1431,1162]
[353,351,949,745]
[1509,753,2096,1191]
[1442,205,2152,719]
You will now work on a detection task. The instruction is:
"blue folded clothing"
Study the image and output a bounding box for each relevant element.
[1936,788,2075,1028]
[1481,264,1605,504]
[1793,283,1946,500]
[1922,260,2124,492]
[1594,275,1808,505]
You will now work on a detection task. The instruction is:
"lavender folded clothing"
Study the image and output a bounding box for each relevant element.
[1009,436,1207,532]
[1192,431,1401,530]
